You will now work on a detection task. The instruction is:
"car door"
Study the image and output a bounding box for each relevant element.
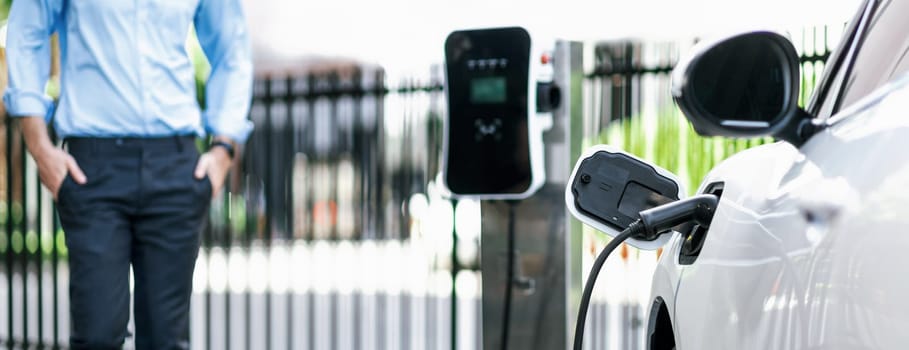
[671,0,909,348]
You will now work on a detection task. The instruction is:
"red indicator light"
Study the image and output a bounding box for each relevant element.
[541,53,551,65]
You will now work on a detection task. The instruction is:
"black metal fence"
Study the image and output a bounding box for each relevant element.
[0,64,465,349]
[187,67,461,350]
[237,67,444,242]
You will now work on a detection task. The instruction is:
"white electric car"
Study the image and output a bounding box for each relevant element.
[648,0,909,349]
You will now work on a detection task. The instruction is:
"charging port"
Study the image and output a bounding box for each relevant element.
[679,182,724,265]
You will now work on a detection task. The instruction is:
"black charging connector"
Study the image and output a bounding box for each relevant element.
[635,194,719,241]
[573,194,719,350]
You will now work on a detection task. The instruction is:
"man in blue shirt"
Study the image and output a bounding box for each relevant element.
[4,0,253,348]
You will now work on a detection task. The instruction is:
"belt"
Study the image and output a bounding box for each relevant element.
[65,135,198,155]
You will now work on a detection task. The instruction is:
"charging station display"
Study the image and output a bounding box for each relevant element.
[470,77,507,103]
[443,27,536,197]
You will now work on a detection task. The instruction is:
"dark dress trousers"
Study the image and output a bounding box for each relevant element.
[57,136,211,350]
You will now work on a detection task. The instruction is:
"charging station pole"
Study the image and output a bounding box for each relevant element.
[479,41,584,350]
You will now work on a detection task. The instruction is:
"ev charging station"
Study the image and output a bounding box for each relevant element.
[442,27,558,200]
[443,27,585,349]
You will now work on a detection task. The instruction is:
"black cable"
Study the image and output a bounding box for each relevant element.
[572,194,718,350]
[573,220,644,350]
[501,201,518,350]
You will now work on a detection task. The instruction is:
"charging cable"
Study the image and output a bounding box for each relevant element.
[572,194,718,350]
[501,201,518,350]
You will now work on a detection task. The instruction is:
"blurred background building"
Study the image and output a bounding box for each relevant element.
[0,0,860,349]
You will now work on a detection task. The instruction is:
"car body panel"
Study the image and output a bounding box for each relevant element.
[656,74,909,349]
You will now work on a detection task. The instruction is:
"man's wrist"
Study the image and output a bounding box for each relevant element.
[26,139,56,157]
[209,145,232,161]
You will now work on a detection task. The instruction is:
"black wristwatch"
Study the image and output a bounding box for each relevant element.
[211,140,236,160]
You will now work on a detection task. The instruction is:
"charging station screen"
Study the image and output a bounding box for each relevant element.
[445,27,532,195]
[470,77,507,104]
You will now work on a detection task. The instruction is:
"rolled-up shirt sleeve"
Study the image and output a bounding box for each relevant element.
[194,0,254,144]
[3,0,63,121]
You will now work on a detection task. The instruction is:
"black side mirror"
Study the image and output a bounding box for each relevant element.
[672,31,814,145]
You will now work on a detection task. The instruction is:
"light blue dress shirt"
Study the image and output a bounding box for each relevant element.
[4,0,254,143]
